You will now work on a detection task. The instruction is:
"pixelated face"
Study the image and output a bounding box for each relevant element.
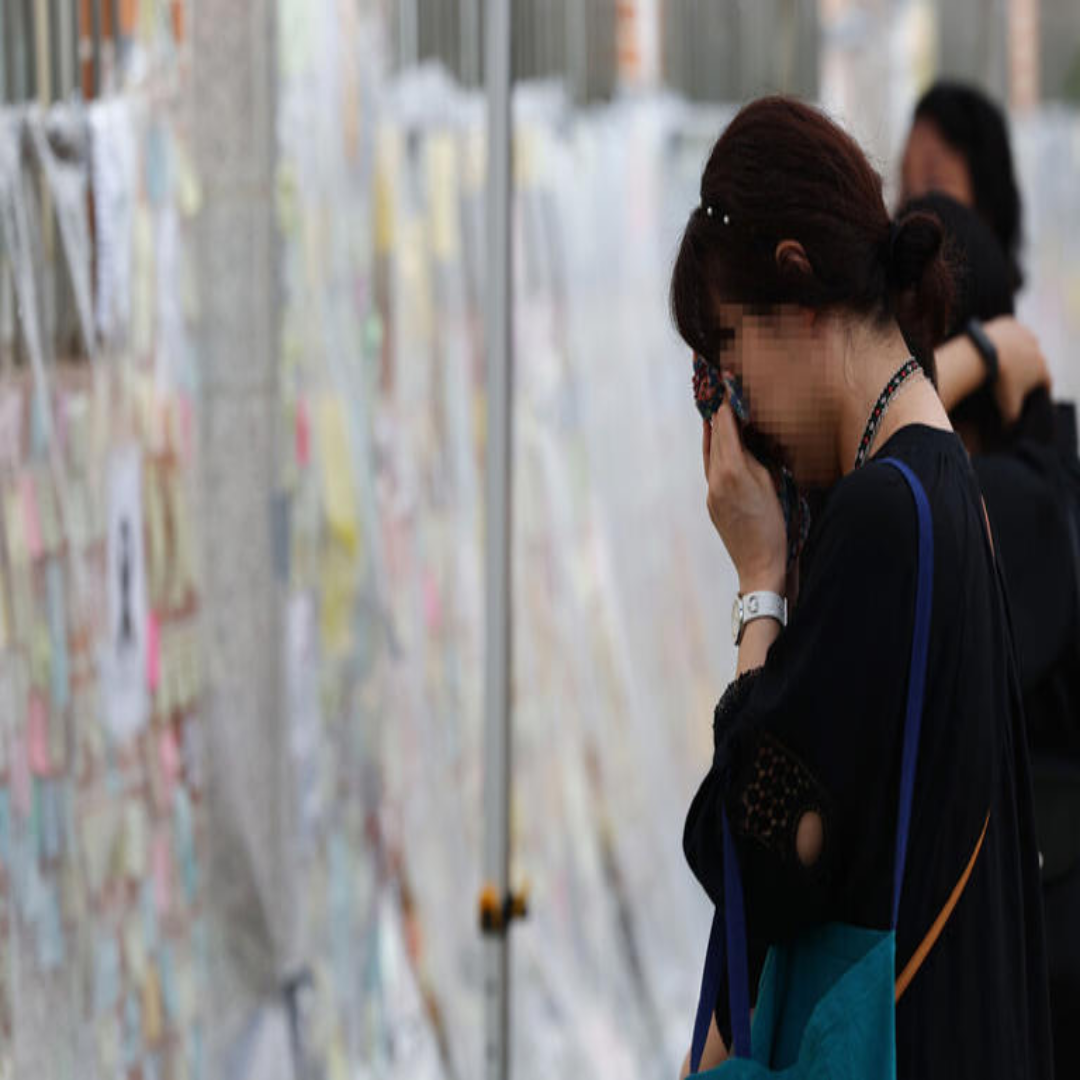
[900,119,974,209]
[710,301,837,485]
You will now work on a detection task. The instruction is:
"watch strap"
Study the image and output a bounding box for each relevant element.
[736,590,787,645]
[965,318,999,385]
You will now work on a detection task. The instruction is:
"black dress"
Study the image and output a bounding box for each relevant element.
[684,423,1055,1079]
[974,434,1080,1080]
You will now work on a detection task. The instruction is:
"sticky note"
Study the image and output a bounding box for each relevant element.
[124,918,147,982]
[123,990,142,1068]
[40,779,61,860]
[95,933,121,1014]
[147,612,161,693]
[36,881,65,970]
[174,789,197,901]
[141,878,159,951]
[45,560,70,713]
[122,801,148,879]
[96,1015,121,1077]
[19,472,42,559]
[0,389,24,467]
[295,397,311,466]
[27,692,50,776]
[152,829,172,917]
[159,944,177,1021]
[10,733,31,818]
[142,965,164,1044]
[35,469,61,553]
[427,133,461,262]
[317,397,361,555]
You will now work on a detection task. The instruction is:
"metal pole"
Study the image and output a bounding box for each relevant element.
[482,0,513,1073]
[90,0,102,96]
[461,0,480,86]
[109,0,121,84]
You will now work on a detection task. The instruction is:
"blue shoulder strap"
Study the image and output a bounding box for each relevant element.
[689,458,934,1072]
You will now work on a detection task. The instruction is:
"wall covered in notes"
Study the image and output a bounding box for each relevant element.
[0,12,206,1080]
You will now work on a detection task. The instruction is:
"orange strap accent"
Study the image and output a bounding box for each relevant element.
[895,811,991,1002]
[981,497,996,557]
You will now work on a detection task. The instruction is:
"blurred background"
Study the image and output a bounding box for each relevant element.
[0,1,1078,1078]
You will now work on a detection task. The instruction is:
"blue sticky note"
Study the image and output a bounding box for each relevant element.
[95,934,121,1014]
[30,389,48,457]
[141,879,159,951]
[40,779,61,861]
[30,778,43,862]
[36,881,65,970]
[159,943,177,1022]
[45,560,69,712]
[174,789,197,901]
[145,124,170,207]
[59,780,75,856]
[188,1024,204,1080]
[124,991,142,1067]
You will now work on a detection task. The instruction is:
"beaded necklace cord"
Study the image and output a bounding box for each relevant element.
[853,357,921,471]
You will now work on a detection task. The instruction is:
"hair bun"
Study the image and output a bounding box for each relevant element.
[886,209,955,366]
[888,210,945,288]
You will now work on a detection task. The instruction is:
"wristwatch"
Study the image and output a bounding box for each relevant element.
[965,318,999,385]
[731,590,788,645]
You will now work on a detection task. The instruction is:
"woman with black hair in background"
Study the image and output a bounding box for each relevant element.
[904,187,1080,1079]
[902,79,1076,453]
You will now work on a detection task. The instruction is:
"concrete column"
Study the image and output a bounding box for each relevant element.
[191,2,297,1077]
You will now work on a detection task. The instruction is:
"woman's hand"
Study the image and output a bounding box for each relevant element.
[703,402,787,595]
[985,316,1051,424]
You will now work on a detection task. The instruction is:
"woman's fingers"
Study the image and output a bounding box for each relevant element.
[708,397,743,468]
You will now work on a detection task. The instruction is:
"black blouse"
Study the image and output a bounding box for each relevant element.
[684,423,1054,1079]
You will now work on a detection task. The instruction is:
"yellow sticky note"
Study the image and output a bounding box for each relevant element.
[174,139,203,218]
[319,547,357,655]
[143,965,164,1045]
[374,125,401,256]
[427,134,461,263]
[316,398,361,556]
[124,918,147,981]
[122,801,148,879]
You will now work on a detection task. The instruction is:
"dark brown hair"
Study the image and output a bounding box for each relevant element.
[671,97,953,380]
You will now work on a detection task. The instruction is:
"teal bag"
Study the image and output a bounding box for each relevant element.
[689,458,938,1078]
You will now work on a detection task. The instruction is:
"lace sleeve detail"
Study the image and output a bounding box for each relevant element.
[729,733,830,863]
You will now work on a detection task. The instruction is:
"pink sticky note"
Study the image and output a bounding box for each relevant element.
[19,474,42,559]
[422,571,442,633]
[10,733,31,817]
[295,398,311,467]
[27,692,50,776]
[152,830,173,916]
[157,728,180,811]
[146,613,161,692]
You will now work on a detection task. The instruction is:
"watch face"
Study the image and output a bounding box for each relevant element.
[731,596,742,643]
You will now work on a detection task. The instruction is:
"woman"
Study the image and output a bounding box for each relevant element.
[907,190,1080,1080]
[902,80,1061,445]
[673,98,1052,1078]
